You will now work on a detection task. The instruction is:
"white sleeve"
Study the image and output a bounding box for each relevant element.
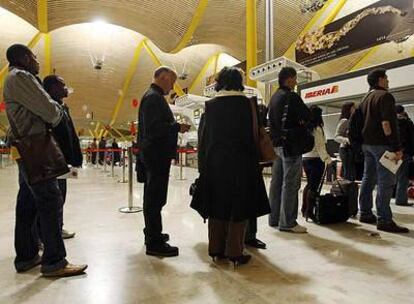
[315,127,332,163]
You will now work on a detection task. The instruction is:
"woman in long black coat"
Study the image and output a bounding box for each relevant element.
[198,67,270,266]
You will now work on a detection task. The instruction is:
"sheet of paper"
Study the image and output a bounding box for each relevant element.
[58,167,78,179]
[380,151,403,175]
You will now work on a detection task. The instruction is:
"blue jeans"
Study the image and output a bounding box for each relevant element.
[269,147,302,229]
[339,147,356,181]
[15,161,68,273]
[359,145,396,224]
[395,156,411,205]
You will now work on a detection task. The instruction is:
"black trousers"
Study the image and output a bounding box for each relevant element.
[15,161,67,273]
[303,158,325,192]
[244,218,257,242]
[143,159,171,246]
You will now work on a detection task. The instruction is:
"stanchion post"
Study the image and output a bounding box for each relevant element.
[118,148,128,183]
[119,147,142,213]
[109,150,116,177]
[103,150,108,172]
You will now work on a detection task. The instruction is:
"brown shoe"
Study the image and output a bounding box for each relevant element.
[42,263,88,278]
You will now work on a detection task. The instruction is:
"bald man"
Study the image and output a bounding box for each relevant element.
[137,67,190,257]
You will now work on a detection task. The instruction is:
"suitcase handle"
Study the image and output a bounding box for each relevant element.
[316,165,328,195]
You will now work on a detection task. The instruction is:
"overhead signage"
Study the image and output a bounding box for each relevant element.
[295,0,414,66]
[304,85,339,99]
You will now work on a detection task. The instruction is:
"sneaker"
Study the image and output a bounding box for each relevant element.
[359,214,377,224]
[146,242,179,257]
[280,224,307,234]
[15,255,42,273]
[42,263,88,278]
[377,221,409,233]
[62,229,76,239]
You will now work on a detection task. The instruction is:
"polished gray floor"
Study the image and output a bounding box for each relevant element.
[1,161,414,304]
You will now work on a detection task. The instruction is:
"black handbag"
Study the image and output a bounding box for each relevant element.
[189,176,208,221]
[281,93,314,157]
[9,118,69,185]
[306,167,350,225]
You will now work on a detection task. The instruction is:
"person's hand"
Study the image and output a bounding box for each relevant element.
[394,150,403,161]
[179,123,191,133]
[345,138,350,146]
[325,158,333,166]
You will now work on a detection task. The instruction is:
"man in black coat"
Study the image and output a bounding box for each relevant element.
[137,66,190,257]
[43,75,83,239]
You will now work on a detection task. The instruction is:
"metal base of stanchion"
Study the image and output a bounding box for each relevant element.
[119,206,143,213]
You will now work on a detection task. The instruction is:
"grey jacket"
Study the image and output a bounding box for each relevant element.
[4,67,62,140]
[334,118,349,148]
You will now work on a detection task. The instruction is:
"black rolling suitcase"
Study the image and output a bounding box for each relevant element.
[304,168,350,225]
[330,179,359,217]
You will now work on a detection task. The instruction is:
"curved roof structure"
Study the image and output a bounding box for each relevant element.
[0,0,413,135]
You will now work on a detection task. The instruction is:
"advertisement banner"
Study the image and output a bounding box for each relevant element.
[295,0,414,66]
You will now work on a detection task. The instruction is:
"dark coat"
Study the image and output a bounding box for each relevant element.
[52,104,83,167]
[268,86,311,147]
[137,84,179,171]
[397,115,414,156]
[198,94,270,222]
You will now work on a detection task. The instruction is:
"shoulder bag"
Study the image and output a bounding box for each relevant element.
[9,117,69,185]
[281,93,314,157]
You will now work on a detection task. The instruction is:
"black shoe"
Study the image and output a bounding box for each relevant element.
[161,233,170,242]
[229,254,252,267]
[15,255,42,273]
[377,221,409,233]
[245,238,266,249]
[146,242,179,257]
[395,202,414,207]
[359,214,377,224]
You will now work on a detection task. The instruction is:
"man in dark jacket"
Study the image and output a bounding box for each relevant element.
[43,75,83,239]
[395,105,414,206]
[137,66,190,257]
[268,67,311,233]
[358,69,408,233]
[98,136,106,165]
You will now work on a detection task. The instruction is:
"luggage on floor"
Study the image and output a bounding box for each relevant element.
[303,168,350,225]
[330,179,359,217]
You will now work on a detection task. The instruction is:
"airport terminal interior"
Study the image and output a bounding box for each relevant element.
[1,0,414,303]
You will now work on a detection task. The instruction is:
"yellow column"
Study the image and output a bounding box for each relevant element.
[43,33,52,76]
[246,0,258,88]
[189,53,220,93]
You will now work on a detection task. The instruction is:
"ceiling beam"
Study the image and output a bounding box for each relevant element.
[108,39,146,128]
[143,40,185,96]
[283,0,344,59]
[189,53,220,93]
[246,0,257,88]
[350,46,380,71]
[37,0,48,33]
[170,0,209,54]
[320,0,347,27]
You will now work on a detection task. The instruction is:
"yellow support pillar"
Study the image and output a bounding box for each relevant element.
[37,0,48,33]
[321,0,347,26]
[88,129,95,138]
[43,33,52,76]
[214,53,220,75]
[246,0,258,88]
[143,40,186,96]
[283,0,346,59]
[108,39,146,127]
[189,53,220,92]
[170,0,209,53]
[350,46,380,71]
[112,127,128,141]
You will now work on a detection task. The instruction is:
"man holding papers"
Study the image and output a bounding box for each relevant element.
[358,68,409,233]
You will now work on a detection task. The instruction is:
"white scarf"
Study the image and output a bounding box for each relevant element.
[215,90,246,98]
